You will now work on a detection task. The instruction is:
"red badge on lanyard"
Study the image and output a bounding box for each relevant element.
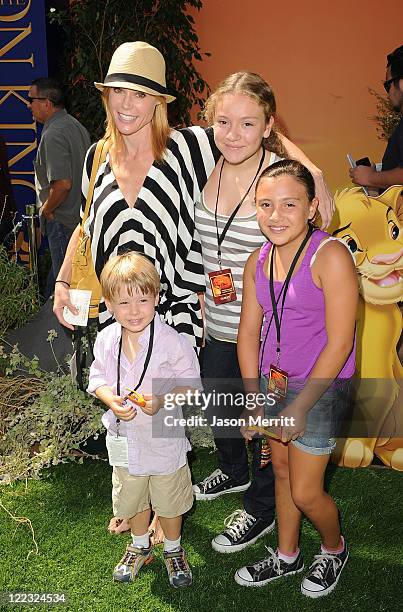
[212,148,265,305]
[208,268,237,305]
[267,364,289,398]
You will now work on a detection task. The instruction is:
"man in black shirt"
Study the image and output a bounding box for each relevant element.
[350,45,403,190]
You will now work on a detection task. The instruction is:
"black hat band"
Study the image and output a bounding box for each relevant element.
[104,73,168,95]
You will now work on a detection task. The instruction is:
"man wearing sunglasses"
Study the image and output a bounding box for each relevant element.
[29,78,90,291]
[350,45,403,191]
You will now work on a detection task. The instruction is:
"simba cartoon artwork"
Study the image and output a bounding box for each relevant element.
[328,185,403,470]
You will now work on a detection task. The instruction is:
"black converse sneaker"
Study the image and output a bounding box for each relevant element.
[235,546,304,587]
[301,542,349,598]
[212,509,275,553]
[193,469,250,500]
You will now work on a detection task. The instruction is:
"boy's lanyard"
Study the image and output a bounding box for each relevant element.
[269,226,313,367]
[115,318,155,436]
[214,146,265,267]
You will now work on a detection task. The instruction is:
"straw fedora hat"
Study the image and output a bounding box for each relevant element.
[94,41,175,103]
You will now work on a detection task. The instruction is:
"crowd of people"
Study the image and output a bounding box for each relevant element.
[7,39,401,597]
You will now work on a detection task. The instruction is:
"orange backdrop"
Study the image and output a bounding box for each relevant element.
[190,0,403,191]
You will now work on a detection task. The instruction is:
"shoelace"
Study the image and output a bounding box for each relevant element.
[200,469,229,491]
[224,510,255,539]
[308,553,341,579]
[252,546,281,573]
[120,550,139,566]
[167,553,188,574]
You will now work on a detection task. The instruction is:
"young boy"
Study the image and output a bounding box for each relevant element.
[87,252,201,588]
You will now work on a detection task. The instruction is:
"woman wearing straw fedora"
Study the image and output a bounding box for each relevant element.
[53,41,334,585]
[54,41,218,346]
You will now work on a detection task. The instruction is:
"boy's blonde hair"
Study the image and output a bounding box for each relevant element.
[100,252,160,301]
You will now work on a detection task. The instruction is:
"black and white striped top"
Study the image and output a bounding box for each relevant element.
[195,151,280,343]
[81,126,220,348]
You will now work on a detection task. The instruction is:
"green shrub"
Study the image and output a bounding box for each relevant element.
[0,245,39,335]
[0,340,104,483]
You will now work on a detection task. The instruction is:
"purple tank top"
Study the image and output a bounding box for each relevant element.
[256,229,355,387]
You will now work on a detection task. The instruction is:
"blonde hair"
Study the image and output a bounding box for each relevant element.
[102,90,171,161]
[100,252,160,301]
[204,72,287,158]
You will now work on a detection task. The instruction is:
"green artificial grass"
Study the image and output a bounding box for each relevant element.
[0,450,402,612]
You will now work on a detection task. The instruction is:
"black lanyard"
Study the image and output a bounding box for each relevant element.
[116,318,155,433]
[259,226,314,376]
[117,318,155,396]
[214,146,265,267]
[269,226,313,365]
[258,285,286,377]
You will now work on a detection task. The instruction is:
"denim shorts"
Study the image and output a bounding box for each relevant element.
[260,376,352,456]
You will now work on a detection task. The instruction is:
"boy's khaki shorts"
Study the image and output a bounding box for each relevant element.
[112,462,194,519]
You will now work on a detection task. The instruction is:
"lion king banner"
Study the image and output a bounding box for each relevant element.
[0,0,47,230]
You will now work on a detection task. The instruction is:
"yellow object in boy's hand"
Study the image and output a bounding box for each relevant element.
[126,389,147,408]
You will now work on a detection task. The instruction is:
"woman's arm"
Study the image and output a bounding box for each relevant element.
[53,143,101,328]
[52,224,80,329]
[198,292,206,346]
[281,241,358,440]
[237,249,264,395]
[278,134,335,229]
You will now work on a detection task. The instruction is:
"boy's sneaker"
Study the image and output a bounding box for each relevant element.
[235,547,304,586]
[212,509,275,553]
[301,542,349,598]
[113,544,154,582]
[163,547,192,588]
[193,469,250,500]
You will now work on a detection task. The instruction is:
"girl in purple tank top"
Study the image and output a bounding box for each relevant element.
[235,160,358,598]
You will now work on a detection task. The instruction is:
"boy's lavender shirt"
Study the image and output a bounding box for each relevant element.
[88,314,202,476]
